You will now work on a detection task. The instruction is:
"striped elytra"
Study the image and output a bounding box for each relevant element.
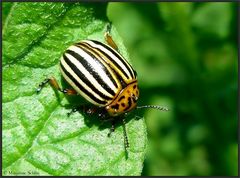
[60,40,139,117]
[36,24,169,151]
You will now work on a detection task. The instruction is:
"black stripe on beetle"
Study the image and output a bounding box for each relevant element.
[90,40,135,79]
[60,61,107,105]
[75,43,119,89]
[66,49,116,96]
[62,53,112,101]
[85,40,134,81]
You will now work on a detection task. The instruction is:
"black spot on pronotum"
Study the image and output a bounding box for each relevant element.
[121,103,126,107]
[128,97,132,105]
[133,85,137,89]
[118,95,125,102]
[124,97,132,111]
[111,104,119,110]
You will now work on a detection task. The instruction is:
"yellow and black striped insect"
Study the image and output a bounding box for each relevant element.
[37,23,168,150]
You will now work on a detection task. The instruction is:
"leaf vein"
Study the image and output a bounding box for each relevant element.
[4,103,60,169]
[3,4,73,67]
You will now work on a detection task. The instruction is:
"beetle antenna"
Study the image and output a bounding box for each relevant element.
[137,105,169,111]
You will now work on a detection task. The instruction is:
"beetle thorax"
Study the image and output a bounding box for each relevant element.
[105,81,139,117]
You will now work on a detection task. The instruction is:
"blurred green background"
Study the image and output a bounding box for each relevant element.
[107,2,238,176]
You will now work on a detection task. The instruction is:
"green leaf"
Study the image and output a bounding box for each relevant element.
[191,3,232,39]
[2,2,13,27]
[2,2,147,176]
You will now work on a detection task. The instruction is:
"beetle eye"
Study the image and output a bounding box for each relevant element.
[132,95,138,103]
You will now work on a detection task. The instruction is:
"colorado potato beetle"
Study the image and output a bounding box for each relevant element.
[37,23,168,150]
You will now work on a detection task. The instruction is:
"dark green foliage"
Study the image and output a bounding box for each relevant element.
[108,2,238,176]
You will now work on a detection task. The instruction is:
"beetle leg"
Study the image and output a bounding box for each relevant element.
[99,115,114,122]
[99,117,114,127]
[36,78,50,93]
[134,115,142,120]
[107,120,115,137]
[62,88,78,95]
[67,107,80,117]
[36,77,77,95]
[122,117,129,149]
[68,105,98,117]
[104,22,119,51]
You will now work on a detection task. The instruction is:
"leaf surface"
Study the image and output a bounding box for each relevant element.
[2,2,147,176]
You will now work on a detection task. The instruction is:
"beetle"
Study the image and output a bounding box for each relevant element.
[37,23,168,150]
